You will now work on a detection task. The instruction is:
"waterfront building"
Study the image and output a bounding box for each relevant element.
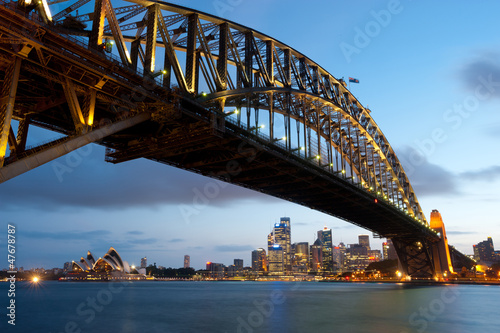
[206,262,225,279]
[318,228,334,272]
[332,246,344,272]
[359,235,370,250]
[383,240,398,260]
[268,244,284,275]
[68,247,145,280]
[293,242,309,272]
[234,259,243,270]
[473,237,495,263]
[310,238,323,272]
[267,217,292,273]
[251,248,267,273]
[184,255,190,268]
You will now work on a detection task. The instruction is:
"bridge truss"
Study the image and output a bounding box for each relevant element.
[0,0,450,278]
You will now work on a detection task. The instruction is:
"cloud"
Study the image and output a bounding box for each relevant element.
[0,144,276,212]
[460,165,500,182]
[396,146,460,197]
[168,238,185,243]
[214,245,254,252]
[458,51,500,99]
[126,231,145,236]
[446,231,478,235]
[20,229,112,240]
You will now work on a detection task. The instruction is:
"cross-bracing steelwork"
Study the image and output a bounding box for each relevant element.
[0,0,460,278]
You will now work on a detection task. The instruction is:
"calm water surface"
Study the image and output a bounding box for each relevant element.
[1,281,499,332]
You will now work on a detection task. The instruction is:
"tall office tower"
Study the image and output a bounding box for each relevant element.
[332,246,343,272]
[268,217,292,272]
[473,237,495,262]
[317,227,333,272]
[141,257,147,268]
[359,235,370,250]
[183,255,190,268]
[252,248,267,272]
[294,242,309,272]
[234,259,243,270]
[268,244,284,275]
[310,238,323,272]
[383,240,398,260]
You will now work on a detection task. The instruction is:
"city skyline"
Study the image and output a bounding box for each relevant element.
[1,0,500,270]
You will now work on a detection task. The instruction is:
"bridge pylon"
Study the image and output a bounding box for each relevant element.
[429,209,454,279]
[391,209,454,280]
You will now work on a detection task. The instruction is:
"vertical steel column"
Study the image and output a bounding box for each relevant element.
[89,0,105,49]
[163,49,171,89]
[217,23,228,91]
[0,58,22,167]
[283,49,291,87]
[144,4,158,74]
[83,90,96,126]
[185,14,198,94]
[130,39,140,71]
[62,77,85,134]
[266,40,274,86]
[16,115,29,153]
[269,92,273,140]
[244,31,253,88]
[337,112,344,174]
[299,58,307,90]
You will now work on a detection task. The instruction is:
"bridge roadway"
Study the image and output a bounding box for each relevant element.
[0,0,455,278]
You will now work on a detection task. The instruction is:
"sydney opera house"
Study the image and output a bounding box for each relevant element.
[64,247,146,280]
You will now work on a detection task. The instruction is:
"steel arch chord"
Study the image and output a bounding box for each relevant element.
[0,0,458,279]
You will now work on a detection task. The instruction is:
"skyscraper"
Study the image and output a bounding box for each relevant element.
[310,238,323,272]
[234,259,243,270]
[268,244,284,275]
[252,248,267,272]
[383,240,398,260]
[359,235,370,250]
[293,242,309,272]
[141,257,147,268]
[318,227,333,272]
[473,237,495,263]
[184,255,190,268]
[267,217,292,273]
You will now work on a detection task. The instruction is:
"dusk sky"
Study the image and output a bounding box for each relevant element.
[1,0,500,270]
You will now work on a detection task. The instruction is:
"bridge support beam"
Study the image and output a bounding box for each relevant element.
[391,237,435,279]
[0,57,22,167]
[0,113,150,183]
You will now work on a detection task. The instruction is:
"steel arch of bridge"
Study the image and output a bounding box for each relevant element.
[0,0,451,278]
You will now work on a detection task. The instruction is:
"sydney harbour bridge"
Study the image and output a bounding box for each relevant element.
[0,0,469,278]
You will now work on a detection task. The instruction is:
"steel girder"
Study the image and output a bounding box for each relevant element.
[41,0,426,225]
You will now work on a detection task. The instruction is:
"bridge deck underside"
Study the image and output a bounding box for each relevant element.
[102,102,436,240]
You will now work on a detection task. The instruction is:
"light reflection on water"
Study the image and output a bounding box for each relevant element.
[2,281,499,332]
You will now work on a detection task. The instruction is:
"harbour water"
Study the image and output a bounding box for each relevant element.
[2,280,499,332]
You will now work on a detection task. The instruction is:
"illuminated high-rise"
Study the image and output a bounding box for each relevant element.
[183,255,190,268]
[293,242,309,272]
[267,217,291,273]
[310,238,323,272]
[268,244,284,275]
[317,227,333,272]
[359,235,370,250]
[473,237,495,263]
[141,257,147,268]
[252,248,267,272]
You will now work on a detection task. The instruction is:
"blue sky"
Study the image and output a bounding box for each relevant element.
[2,0,500,270]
